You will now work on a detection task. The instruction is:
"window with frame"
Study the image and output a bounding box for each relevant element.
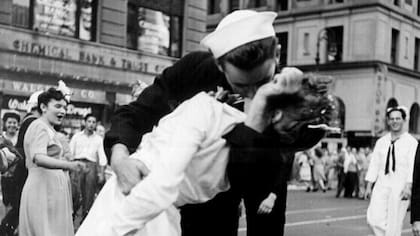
[391,28,400,64]
[303,32,310,55]
[30,0,97,41]
[10,0,97,41]
[276,32,288,66]
[418,0,420,16]
[327,0,344,4]
[326,26,343,63]
[277,0,288,11]
[247,0,267,8]
[208,0,221,14]
[409,103,420,134]
[127,3,182,57]
[12,0,31,28]
[229,0,240,12]
[414,37,420,71]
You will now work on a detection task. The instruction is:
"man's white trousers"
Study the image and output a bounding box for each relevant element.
[367,183,409,236]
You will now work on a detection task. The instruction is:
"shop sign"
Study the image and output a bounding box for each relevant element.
[1,80,107,104]
[372,64,388,136]
[1,28,174,75]
[4,95,94,117]
[66,104,91,117]
[33,0,77,37]
[7,97,30,112]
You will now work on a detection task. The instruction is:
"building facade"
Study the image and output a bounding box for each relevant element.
[207,0,420,148]
[0,0,207,136]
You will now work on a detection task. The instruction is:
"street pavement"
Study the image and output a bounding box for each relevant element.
[238,189,413,236]
[0,189,413,235]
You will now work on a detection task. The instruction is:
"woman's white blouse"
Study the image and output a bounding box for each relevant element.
[112,92,245,235]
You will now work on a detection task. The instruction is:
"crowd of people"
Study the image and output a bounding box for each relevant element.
[0,8,418,236]
[295,145,373,199]
[0,83,108,236]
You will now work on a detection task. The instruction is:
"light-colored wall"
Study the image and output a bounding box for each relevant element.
[312,66,420,133]
[387,71,420,106]
[183,0,208,54]
[275,6,420,71]
[322,68,376,131]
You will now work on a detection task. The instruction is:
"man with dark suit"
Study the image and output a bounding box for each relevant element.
[411,144,420,236]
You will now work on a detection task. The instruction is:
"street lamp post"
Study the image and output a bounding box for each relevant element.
[315,28,329,71]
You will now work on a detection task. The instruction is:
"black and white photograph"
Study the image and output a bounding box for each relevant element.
[0,0,420,236]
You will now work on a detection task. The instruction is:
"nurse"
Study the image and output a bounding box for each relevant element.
[76,69,337,236]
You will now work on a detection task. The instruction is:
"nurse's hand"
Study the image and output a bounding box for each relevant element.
[413,221,420,236]
[400,183,412,200]
[111,144,150,195]
[245,67,303,133]
[256,67,303,99]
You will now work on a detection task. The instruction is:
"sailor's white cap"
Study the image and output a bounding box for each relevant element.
[201,10,277,59]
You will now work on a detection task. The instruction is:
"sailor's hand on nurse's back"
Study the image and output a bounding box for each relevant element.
[111,143,150,195]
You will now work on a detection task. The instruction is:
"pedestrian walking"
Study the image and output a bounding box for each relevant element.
[357,147,369,199]
[364,106,417,236]
[344,147,358,198]
[0,111,21,234]
[70,114,107,220]
[312,148,327,192]
[297,151,312,191]
[19,88,86,236]
[0,90,43,236]
[325,150,337,190]
[335,147,346,197]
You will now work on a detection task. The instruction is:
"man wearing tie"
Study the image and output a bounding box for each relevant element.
[364,106,418,236]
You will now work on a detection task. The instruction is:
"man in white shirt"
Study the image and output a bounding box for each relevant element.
[70,114,107,219]
[343,147,358,198]
[364,106,418,236]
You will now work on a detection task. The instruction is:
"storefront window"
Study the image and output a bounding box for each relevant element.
[78,0,95,41]
[30,0,96,41]
[208,0,221,14]
[33,0,77,37]
[12,0,31,28]
[127,4,182,57]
